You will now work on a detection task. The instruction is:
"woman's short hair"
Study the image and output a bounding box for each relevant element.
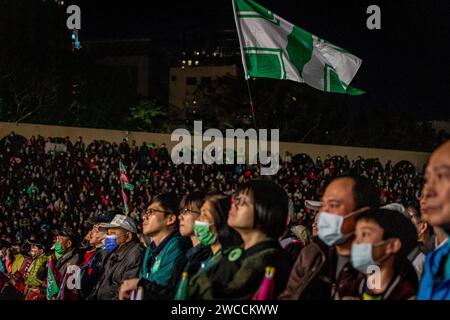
[235,179,289,239]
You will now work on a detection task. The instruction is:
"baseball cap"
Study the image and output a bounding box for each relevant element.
[54,227,81,245]
[98,214,137,234]
[305,200,322,212]
[381,203,409,219]
[86,212,115,227]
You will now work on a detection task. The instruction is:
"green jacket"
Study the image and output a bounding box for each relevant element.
[25,255,48,288]
[139,230,191,299]
[189,239,293,300]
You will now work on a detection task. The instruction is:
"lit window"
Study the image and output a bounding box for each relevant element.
[182,60,186,64]
[187,60,192,66]
[195,61,199,66]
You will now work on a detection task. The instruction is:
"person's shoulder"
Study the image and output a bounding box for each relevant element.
[167,234,192,251]
[302,241,326,257]
[126,241,145,256]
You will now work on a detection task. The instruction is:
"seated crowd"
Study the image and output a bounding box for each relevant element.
[0,133,449,300]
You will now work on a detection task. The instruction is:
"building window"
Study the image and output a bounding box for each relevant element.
[171,76,177,81]
[186,77,197,86]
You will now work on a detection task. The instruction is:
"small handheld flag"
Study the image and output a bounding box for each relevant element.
[252,266,276,300]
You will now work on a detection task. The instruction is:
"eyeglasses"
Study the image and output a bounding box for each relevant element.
[179,208,200,216]
[142,208,172,219]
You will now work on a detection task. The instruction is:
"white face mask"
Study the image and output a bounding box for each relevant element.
[351,240,390,273]
[317,208,367,246]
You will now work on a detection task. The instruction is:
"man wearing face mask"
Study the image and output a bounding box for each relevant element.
[53,228,81,275]
[93,214,143,300]
[46,228,81,300]
[79,214,114,299]
[279,174,379,300]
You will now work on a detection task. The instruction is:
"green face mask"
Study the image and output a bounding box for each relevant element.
[54,242,65,259]
[194,220,217,246]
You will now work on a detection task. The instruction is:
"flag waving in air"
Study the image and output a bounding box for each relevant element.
[232,0,364,95]
[119,161,134,215]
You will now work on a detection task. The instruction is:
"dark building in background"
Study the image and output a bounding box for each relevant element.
[169,28,242,111]
[83,39,153,98]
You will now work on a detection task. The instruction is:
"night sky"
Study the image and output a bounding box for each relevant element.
[75,0,449,120]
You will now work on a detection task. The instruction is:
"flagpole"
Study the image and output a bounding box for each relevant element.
[232,0,258,129]
[245,79,257,129]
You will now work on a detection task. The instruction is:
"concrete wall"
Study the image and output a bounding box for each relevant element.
[0,121,431,170]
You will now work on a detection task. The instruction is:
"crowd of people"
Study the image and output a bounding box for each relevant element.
[0,132,448,300]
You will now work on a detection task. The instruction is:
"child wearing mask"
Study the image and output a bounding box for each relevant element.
[344,208,418,300]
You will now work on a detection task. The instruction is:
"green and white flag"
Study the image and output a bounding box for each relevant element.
[232,0,364,95]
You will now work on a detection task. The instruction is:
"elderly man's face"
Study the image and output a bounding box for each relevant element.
[422,141,450,227]
[89,224,106,246]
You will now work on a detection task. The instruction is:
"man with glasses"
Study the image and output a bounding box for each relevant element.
[119,192,191,300]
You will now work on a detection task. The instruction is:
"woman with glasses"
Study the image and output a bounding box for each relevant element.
[178,192,212,276]
[119,192,191,300]
[186,193,243,299]
[189,179,293,300]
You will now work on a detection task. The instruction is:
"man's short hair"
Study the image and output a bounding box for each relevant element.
[334,173,380,209]
[152,192,180,217]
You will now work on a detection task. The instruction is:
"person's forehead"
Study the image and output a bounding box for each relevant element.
[356,218,383,233]
[108,227,123,234]
[200,202,215,217]
[427,144,450,171]
[201,200,213,211]
[323,178,355,200]
[149,202,164,210]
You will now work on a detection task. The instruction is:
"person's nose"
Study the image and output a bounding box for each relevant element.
[422,181,436,199]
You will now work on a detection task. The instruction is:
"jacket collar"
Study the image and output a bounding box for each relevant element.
[57,248,77,265]
[149,229,180,256]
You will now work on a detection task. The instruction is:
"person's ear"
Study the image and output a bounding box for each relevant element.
[166,214,177,227]
[67,239,72,249]
[386,238,401,255]
[418,222,428,237]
